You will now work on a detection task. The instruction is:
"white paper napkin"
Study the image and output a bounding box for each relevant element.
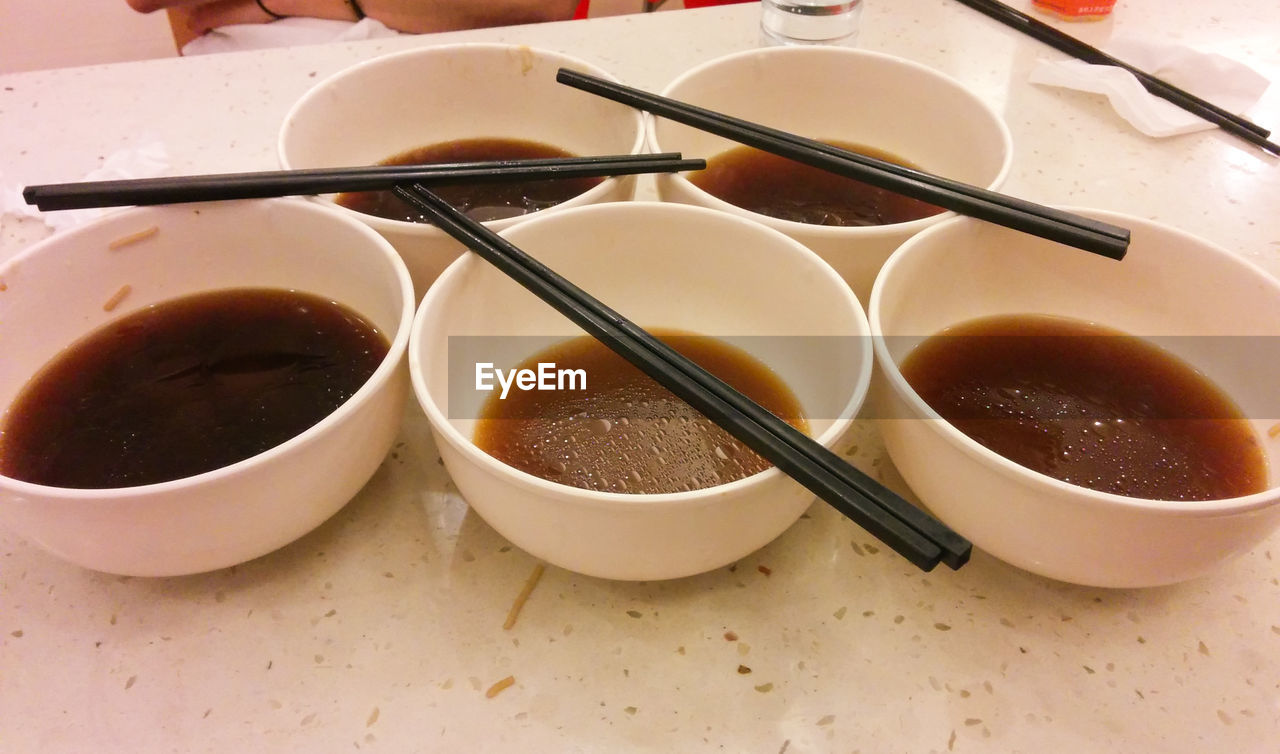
[1,139,171,232]
[1028,37,1271,137]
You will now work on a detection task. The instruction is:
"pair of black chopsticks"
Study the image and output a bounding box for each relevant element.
[555,69,1131,260]
[26,78,1130,260]
[22,153,704,211]
[394,183,971,572]
[953,0,1280,157]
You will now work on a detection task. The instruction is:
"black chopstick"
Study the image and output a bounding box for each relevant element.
[22,153,706,211]
[953,0,1280,156]
[394,183,971,571]
[556,69,1131,260]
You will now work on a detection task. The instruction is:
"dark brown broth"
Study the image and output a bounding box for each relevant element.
[335,137,603,223]
[0,288,389,489]
[689,140,945,226]
[473,331,808,494]
[898,314,1267,501]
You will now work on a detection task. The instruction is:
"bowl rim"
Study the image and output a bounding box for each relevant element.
[408,200,873,509]
[277,42,647,236]
[646,44,1014,239]
[868,208,1280,517]
[0,199,416,501]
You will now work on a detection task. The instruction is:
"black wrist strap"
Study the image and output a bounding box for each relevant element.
[255,0,285,19]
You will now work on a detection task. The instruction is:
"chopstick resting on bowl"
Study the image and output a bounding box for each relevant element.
[952,0,1280,157]
[22,153,706,211]
[393,183,972,572]
[555,69,1131,260]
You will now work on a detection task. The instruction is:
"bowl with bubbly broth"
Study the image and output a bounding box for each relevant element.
[280,43,646,299]
[648,45,1013,306]
[0,200,414,576]
[409,201,872,580]
[870,210,1280,587]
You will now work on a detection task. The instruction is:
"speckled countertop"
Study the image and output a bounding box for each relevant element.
[2,2,1279,752]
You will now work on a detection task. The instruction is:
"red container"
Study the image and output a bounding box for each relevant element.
[1031,0,1116,20]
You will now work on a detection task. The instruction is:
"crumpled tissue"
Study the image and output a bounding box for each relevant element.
[1027,36,1271,138]
[1,139,170,232]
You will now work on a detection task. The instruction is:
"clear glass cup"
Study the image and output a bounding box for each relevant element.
[760,0,863,47]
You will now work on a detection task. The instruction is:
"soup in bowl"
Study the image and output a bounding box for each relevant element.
[0,200,414,576]
[649,45,1013,306]
[409,201,871,580]
[870,210,1280,587]
[280,43,646,299]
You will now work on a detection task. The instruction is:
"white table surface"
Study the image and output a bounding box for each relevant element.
[2,2,1279,752]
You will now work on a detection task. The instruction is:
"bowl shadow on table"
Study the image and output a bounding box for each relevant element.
[440,409,1218,611]
[842,416,1227,618]
[84,408,1226,663]
[93,403,451,619]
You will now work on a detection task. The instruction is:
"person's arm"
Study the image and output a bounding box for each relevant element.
[357,0,579,33]
[127,0,579,36]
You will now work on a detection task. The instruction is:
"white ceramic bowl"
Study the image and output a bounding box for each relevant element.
[0,200,414,576]
[648,45,1012,306]
[280,43,646,299]
[410,201,871,580]
[870,210,1280,587]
